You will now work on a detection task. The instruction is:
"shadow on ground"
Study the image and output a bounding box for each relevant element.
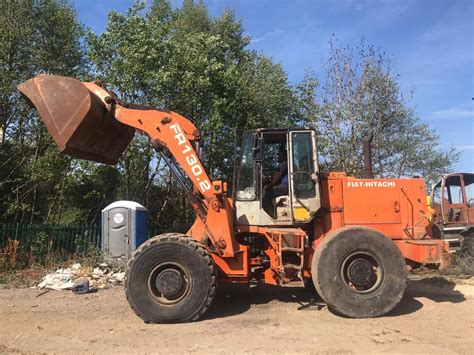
[202,283,324,321]
[383,276,465,317]
[203,276,467,321]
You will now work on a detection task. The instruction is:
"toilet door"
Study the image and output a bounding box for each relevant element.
[106,207,130,258]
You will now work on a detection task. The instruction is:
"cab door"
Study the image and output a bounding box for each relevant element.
[463,174,474,224]
[288,129,321,223]
[441,174,467,224]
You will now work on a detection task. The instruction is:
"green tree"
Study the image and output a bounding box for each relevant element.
[299,38,459,184]
[66,162,121,224]
[85,0,299,227]
[2,1,454,229]
[0,0,85,223]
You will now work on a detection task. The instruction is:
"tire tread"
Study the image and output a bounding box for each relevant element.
[125,233,217,323]
[312,226,406,318]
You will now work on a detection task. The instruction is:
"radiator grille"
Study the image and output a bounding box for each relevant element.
[282,233,302,249]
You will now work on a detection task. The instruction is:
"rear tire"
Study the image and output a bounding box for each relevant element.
[312,226,407,318]
[125,233,216,323]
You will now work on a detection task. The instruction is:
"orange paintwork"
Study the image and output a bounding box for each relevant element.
[77,86,458,283]
[301,173,451,275]
[318,172,432,241]
[83,82,239,259]
[20,76,452,286]
[394,240,451,268]
[108,87,453,281]
[232,173,451,282]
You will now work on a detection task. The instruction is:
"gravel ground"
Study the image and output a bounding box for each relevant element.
[1,275,473,354]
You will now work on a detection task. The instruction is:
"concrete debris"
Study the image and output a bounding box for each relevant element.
[37,262,125,291]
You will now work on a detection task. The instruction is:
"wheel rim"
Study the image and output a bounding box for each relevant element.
[147,261,190,305]
[341,251,383,293]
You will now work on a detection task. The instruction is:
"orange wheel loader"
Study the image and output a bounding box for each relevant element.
[430,173,474,256]
[18,74,455,322]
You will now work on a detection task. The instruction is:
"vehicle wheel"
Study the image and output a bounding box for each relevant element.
[125,233,216,323]
[311,226,407,318]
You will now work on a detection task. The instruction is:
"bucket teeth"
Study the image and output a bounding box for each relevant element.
[17,74,134,164]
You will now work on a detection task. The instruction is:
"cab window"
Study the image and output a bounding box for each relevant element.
[291,132,316,199]
[445,176,464,204]
[236,132,256,201]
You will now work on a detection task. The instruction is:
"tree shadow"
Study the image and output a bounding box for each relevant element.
[407,276,466,302]
[202,283,325,321]
[387,276,466,317]
[203,276,467,320]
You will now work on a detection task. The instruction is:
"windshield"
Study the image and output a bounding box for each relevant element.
[236,132,256,200]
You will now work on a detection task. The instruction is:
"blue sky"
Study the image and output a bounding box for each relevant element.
[75,0,473,172]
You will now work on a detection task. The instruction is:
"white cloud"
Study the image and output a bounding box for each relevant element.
[328,0,409,22]
[429,103,474,120]
[250,28,284,44]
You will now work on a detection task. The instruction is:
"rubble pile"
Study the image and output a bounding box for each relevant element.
[37,262,125,291]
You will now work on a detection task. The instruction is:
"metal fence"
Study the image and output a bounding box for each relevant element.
[0,223,101,257]
[0,223,181,265]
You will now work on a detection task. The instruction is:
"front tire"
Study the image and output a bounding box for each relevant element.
[312,226,407,318]
[125,233,216,323]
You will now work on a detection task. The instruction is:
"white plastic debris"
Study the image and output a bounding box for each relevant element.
[37,262,125,291]
[112,272,125,282]
[71,263,81,270]
[37,268,75,290]
[92,267,105,279]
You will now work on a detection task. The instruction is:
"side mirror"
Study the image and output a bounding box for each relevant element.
[253,137,264,161]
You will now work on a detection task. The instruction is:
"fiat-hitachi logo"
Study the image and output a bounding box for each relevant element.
[347,181,396,188]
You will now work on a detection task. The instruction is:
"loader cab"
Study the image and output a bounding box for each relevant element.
[431,173,474,228]
[234,128,321,226]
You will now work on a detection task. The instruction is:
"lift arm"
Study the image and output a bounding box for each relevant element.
[84,83,214,200]
[18,75,238,257]
[85,82,239,257]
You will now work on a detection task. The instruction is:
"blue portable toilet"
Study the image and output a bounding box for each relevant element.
[102,201,148,261]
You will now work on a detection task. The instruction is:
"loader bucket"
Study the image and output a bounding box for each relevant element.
[17,74,135,165]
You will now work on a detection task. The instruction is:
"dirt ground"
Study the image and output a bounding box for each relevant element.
[1,275,473,354]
